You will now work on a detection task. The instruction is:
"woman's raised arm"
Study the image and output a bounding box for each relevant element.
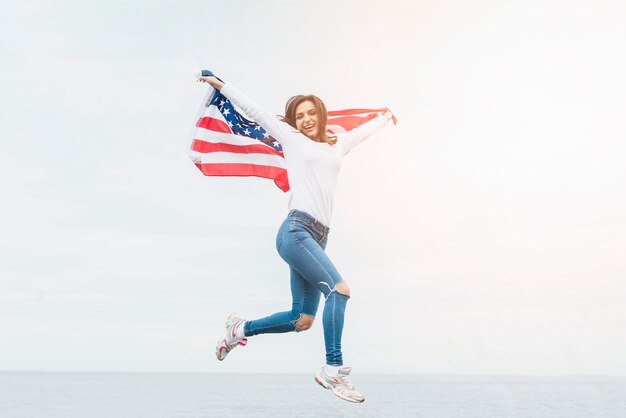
[198,76,290,143]
[338,111,393,156]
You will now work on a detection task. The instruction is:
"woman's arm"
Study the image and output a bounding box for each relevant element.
[198,76,291,143]
[338,111,393,156]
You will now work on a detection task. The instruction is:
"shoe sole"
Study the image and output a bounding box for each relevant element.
[314,375,365,403]
[215,338,228,361]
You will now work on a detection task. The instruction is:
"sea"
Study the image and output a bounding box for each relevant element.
[1,372,625,418]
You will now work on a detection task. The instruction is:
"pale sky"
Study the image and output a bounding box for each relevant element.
[1,0,626,375]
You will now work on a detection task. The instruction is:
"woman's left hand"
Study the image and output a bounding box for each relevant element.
[197,76,224,90]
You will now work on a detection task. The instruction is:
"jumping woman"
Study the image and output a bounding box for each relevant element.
[198,73,393,403]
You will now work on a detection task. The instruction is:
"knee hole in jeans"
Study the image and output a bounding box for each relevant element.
[294,314,315,332]
[334,282,350,297]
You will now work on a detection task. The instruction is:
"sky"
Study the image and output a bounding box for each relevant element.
[1,0,626,375]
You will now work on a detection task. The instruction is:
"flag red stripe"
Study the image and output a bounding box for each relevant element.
[329,107,397,125]
[328,108,386,116]
[191,139,284,157]
[195,162,290,192]
[327,114,378,130]
[196,116,232,133]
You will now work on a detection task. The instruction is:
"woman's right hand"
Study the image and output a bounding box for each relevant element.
[197,76,224,90]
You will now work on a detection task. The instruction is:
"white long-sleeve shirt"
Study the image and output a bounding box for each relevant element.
[221,83,389,227]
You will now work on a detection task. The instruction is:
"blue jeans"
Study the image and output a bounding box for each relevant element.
[243,209,349,366]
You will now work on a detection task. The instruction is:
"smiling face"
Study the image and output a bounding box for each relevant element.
[294,100,320,140]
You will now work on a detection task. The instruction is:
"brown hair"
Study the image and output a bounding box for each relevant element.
[280,95,337,145]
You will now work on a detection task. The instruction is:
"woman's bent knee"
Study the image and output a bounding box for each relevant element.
[295,314,315,331]
[335,282,350,297]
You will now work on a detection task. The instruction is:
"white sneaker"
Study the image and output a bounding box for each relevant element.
[314,365,365,403]
[215,314,247,361]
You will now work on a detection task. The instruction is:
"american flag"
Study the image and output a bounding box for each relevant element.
[189,88,395,192]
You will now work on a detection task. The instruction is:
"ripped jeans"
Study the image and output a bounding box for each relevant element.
[243,209,349,366]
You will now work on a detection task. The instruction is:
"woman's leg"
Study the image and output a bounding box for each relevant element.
[243,266,321,336]
[278,227,350,367]
[294,270,322,331]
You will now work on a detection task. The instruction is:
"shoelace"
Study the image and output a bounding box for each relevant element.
[341,375,355,390]
[227,337,247,350]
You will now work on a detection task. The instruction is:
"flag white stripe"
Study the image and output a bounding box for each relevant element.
[189,150,286,167]
[194,128,277,149]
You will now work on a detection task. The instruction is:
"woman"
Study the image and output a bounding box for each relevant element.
[198,73,393,403]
